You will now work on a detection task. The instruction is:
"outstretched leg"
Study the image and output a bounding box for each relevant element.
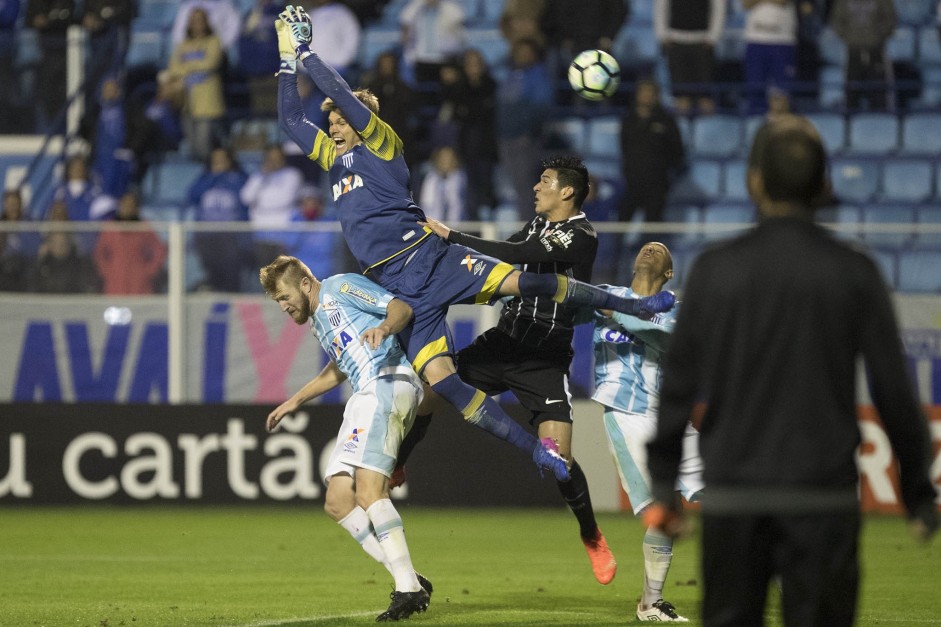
[505,271,674,317]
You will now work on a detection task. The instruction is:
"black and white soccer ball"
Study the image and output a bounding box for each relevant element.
[568,49,621,101]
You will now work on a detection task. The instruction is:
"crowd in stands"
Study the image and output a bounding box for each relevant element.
[2,0,941,294]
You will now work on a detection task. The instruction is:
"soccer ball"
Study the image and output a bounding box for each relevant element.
[568,49,621,101]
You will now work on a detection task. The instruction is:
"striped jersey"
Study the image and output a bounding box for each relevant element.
[310,274,417,393]
[278,55,430,275]
[588,285,679,415]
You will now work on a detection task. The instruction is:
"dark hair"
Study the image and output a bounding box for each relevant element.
[542,155,590,208]
[759,127,826,207]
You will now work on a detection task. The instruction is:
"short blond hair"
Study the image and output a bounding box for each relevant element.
[259,255,314,295]
[321,88,380,116]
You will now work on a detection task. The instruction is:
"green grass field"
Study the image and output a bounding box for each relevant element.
[0,507,937,626]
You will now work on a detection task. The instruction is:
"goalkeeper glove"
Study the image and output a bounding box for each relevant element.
[274,19,296,75]
[279,4,313,60]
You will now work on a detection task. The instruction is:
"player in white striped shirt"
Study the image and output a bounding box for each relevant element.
[579,241,704,623]
[260,256,431,622]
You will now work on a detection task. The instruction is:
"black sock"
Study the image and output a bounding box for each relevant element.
[397,413,432,467]
[556,459,598,540]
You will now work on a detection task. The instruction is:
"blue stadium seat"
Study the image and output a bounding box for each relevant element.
[677,116,692,147]
[869,249,898,287]
[914,66,941,108]
[137,0,178,29]
[465,28,509,70]
[586,116,621,159]
[663,204,703,248]
[143,161,203,206]
[846,114,899,155]
[819,65,845,110]
[612,24,658,68]
[806,112,846,154]
[722,160,748,202]
[881,160,933,203]
[895,0,934,24]
[126,25,167,68]
[886,27,916,62]
[817,204,863,240]
[14,29,40,69]
[831,159,881,203]
[479,0,504,22]
[914,205,941,248]
[862,204,916,248]
[691,115,743,158]
[670,160,722,204]
[630,0,654,24]
[898,250,941,292]
[359,25,400,71]
[918,25,941,64]
[702,203,754,242]
[547,117,587,154]
[582,158,620,181]
[900,113,941,155]
[742,115,764,154]
[818,28,846,65]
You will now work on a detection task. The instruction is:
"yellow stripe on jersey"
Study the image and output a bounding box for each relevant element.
[360,112,403,161]
[362,227,433,275]
[474,262,516,305]
[412,335,450,375]
[308,130,336,170]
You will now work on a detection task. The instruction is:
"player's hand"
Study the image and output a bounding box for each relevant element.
[267,400,298,432]
[274,20,297,74]
[642,502,692,540]
[361,325,390,350]
[279,4,313,57]
[419,217,451,240]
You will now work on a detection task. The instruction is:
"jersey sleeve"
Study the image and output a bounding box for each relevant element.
[449,222,597,265]
[611,307,677,353]
[299,53,403,162]
[278,73,335,171]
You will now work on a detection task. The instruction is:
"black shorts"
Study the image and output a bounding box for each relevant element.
[456,328,573,426]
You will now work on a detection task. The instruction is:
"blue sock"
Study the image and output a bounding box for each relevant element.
[517,272,642,315]
[431,374,537,452]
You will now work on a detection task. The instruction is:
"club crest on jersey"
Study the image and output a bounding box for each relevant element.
[332,174,364,200]
[328,310,342,327]
[339,282,377,305]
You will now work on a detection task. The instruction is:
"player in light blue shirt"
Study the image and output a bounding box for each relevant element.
[260,256,431,622]
[578,242,704,623]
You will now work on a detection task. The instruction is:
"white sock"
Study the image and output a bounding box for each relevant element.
[642,526,673,607]
[337,507,393,576]
[366,499,420,592]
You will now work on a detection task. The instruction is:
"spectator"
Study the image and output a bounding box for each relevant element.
[167,7,227,162]
[80,76,135,198]
[0,189,35,292]
[541,0,627,69]
[455,48,498,220]
[400,0,466,83]
[795,0,832,108]
[237,0,282,117]
[26,0,75,133]
[49,155,115,223]
[500,0,546,48]
[654,0,725,117]
[240,144,304,268]
[130,71,184,184]
[80,0,135,97]
[93,191,167,295]
[28,230,101,293]
[418,146,467,223]
[308,0,361,80]
[0,0,21,133]
[497,38,554,220]
[742,0,798,114]
[360,51,419,168]
[171,0,241,49]
[188,147,249,292]
[429,59,464,149]
[830,0,897,111]
[290,184,339,280]
[618,79,685,225]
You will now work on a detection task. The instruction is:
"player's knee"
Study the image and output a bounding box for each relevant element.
[355,488,383,511]
[323,498,346,522]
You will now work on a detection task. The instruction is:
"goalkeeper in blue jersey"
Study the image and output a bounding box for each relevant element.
[261,255,432,622]
[274,4,674,481]
[577,241,703,623]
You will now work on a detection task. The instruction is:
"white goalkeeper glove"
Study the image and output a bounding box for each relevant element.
[279,4,313,60]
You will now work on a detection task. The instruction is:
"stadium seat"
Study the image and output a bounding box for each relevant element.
[895,0,934,24]
[886,27,916,62]
[846,114,899,155]
[14,28,40,69]
[702,203,754,242]
[869,249,898,287]
[881,160,933,203]
[669,160,722,204]
[900,113,941,155]
[817,204,863,240]
[818,28,846,65]
[913,66,941,108]
[629,0,654,24]
[691,115,743,158]
[478,0,504,22]
[918,25,941,64]
[612,24,658,68]
[586,116,621,159]
[831,159,881,204]
[126,25,167,69]
[142,161,203,206]
[805,112,846,154]
[914,205,941,249]
[465,28,509,71]
[359,25,400,71]
[897,250,941,292]
[819,65,845,110]
[546,117,586,154]
[137,0,178,29]
[742,115,764,154]
[722,160,748,202]
[862,204,916,248]
[663,204,703,248]
[582,158,620,181]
